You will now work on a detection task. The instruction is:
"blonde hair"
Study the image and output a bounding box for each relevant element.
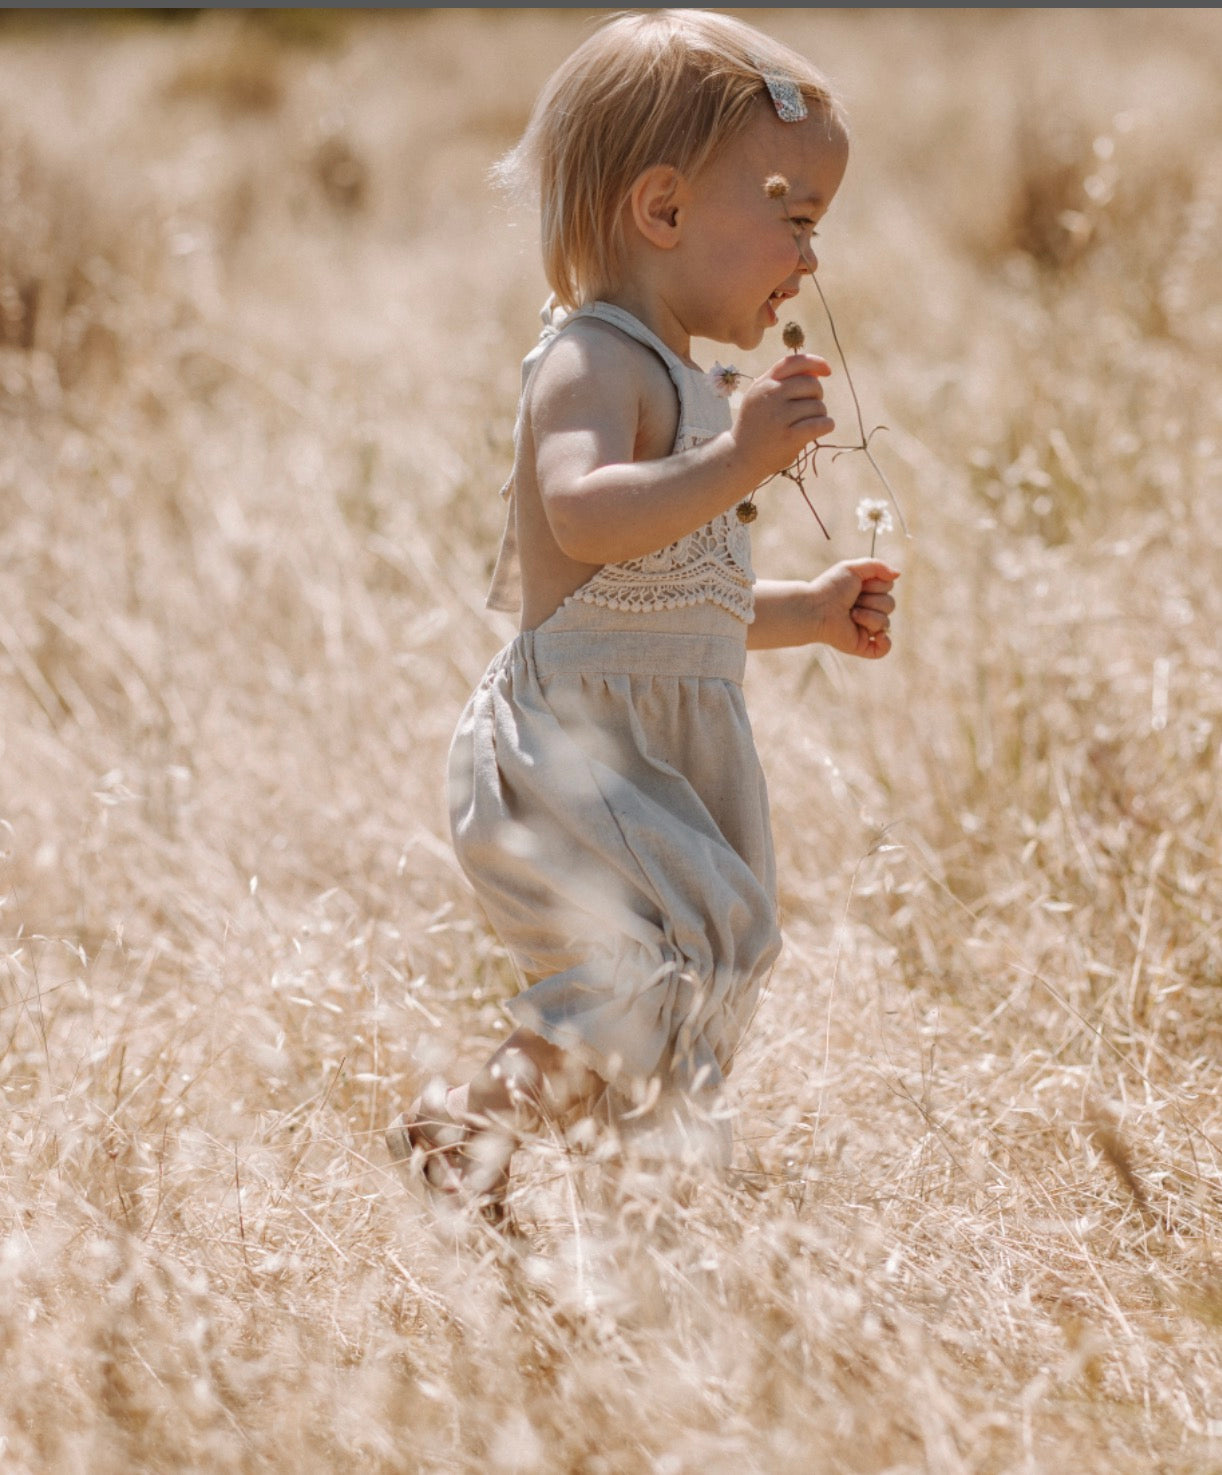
[496,10,845,310]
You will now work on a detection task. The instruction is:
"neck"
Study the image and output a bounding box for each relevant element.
[598,281,695,365]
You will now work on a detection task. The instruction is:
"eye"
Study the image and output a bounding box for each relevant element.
[788,216,819,241]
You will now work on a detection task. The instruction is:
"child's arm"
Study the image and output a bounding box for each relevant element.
[529,328,834,565]
[748,561,900,658]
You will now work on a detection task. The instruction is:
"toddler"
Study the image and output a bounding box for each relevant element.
[388,9,899,1220]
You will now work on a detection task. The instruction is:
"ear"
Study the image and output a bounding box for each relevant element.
[626,164,689,250]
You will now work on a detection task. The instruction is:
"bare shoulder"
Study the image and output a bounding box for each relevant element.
[525,317,678,457]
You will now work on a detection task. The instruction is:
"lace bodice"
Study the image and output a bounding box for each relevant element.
[487,301,756,625]
[568,432,755,622]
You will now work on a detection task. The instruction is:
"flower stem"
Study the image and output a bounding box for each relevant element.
[800,246,909,537]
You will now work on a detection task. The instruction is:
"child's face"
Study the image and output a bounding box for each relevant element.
[677,107,849,352]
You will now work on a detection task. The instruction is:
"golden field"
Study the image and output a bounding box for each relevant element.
[0,8,1219,1471]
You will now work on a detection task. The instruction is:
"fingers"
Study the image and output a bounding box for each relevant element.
[769,352,832,382]
[854,591,896,620]
[851,605,890,635]
[837,552,899,657]
[852,585,896,642]
[842,559,901,584]
[849,608,893,652]
[736,358,838,474]
[754,383,834,447]
[793,410,835,439]
[848,563,900,646]
[772,368,834,438]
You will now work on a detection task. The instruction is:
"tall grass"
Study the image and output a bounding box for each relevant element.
[0,10,1218,1472]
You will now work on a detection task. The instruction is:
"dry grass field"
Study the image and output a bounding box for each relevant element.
[1,8,1219,1472]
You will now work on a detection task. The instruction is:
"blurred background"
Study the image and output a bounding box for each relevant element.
[0,10,1219,1473]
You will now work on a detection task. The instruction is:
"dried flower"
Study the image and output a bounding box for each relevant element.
[707,362,747,398]
[856,497,893,554]
[759,167,909,539]
[746,169,909,542]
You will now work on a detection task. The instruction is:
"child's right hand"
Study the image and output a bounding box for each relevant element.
[730,354,835,483]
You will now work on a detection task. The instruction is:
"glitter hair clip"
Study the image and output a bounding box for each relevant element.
[760,71,807,124]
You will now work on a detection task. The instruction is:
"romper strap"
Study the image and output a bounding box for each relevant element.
[571,302,690,380]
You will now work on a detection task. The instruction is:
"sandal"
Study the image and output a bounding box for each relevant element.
[385,1078,470,1193]
[385,1078,514,1228]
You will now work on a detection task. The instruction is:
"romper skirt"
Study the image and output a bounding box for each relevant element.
[447,598,782,1163]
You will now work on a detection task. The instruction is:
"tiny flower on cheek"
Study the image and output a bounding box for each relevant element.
[763,174,791,200]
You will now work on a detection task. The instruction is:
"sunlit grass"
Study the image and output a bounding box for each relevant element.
[0,9,1219,1472]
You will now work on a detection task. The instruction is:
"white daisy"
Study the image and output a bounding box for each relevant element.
[856,499,893,536]
[707,362,747,398]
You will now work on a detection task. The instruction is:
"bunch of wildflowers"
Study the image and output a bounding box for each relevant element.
[750,172,908,542]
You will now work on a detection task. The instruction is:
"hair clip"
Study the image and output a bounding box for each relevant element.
[761,71,807,124]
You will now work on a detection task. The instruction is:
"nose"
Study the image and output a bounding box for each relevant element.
[798,241,818,274]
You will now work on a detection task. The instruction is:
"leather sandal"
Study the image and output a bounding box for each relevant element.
[385,1078,513,1228]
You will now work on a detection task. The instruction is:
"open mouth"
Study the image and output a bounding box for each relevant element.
[766,288,793,323]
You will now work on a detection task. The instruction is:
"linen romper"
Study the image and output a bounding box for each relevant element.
[447,302,781,1162]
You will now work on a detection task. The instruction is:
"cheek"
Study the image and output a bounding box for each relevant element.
[768,233,802,277]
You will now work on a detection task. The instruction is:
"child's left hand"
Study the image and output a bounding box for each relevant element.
[809,558,900,659]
